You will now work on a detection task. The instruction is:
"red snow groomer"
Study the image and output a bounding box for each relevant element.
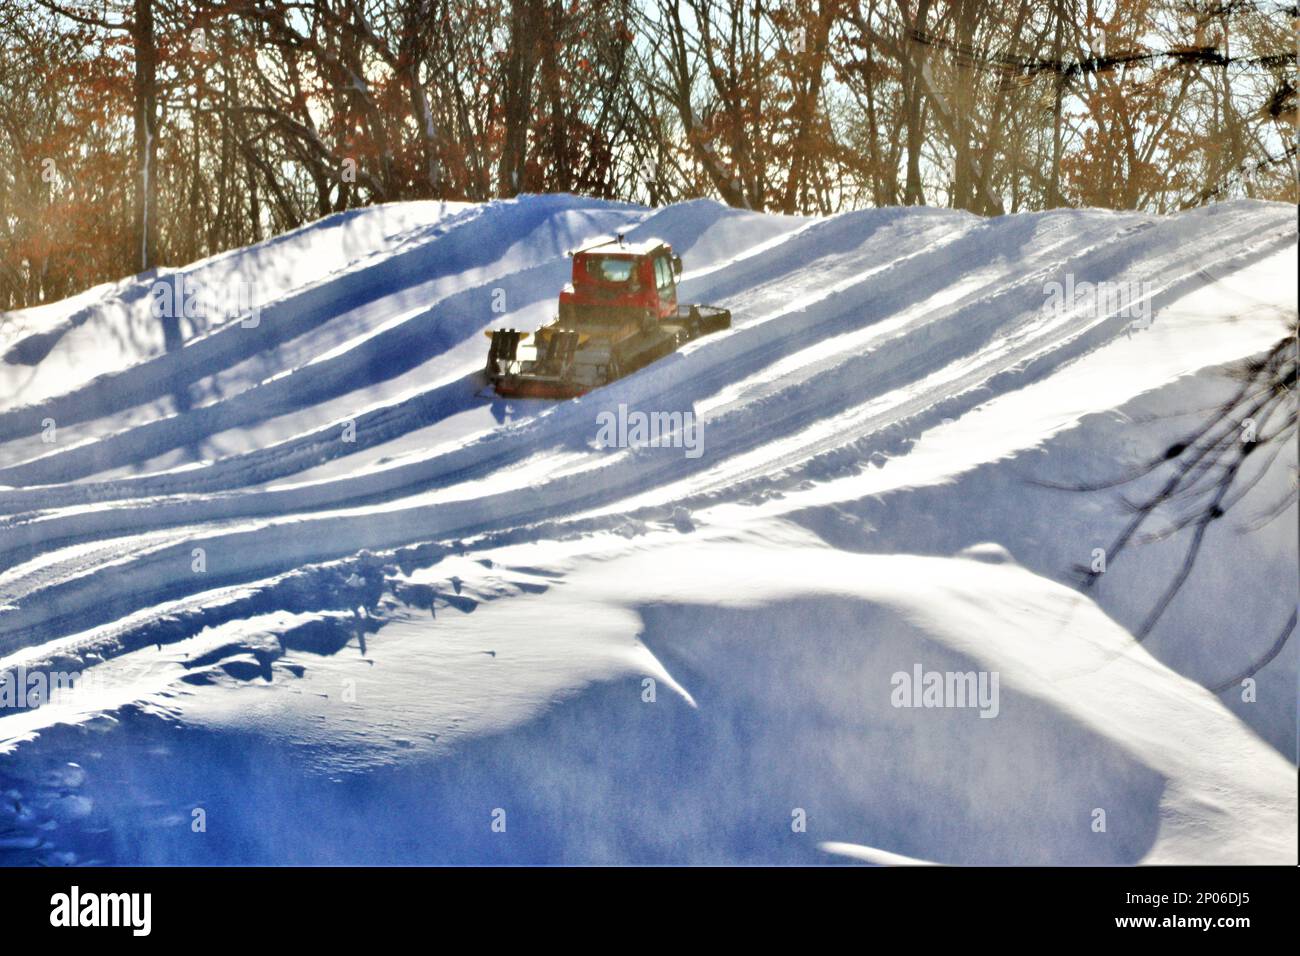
[484,236,730,399]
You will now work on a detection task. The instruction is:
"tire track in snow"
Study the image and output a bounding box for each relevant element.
[1,203,1289,650]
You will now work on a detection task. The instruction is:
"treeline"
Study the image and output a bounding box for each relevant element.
[0,0,1295,310]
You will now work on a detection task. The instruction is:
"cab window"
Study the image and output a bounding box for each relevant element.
[654,255,674,292]
[586,257,634,283]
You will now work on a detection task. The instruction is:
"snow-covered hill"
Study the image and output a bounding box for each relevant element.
[0,194,1294,865]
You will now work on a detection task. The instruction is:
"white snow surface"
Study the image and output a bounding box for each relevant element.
[0,193,1294,865]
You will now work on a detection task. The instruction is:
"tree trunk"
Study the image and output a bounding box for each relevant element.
[132,0,159,277]
[1049,1,1064,207]
[497,0,540,197]
[900,0,932,205]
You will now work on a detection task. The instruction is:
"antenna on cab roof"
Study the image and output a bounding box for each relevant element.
[572,234,628,256]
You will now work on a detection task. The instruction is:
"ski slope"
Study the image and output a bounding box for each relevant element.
[0,193,1295,865]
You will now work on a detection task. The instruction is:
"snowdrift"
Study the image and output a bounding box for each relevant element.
[0,194,1294,865]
